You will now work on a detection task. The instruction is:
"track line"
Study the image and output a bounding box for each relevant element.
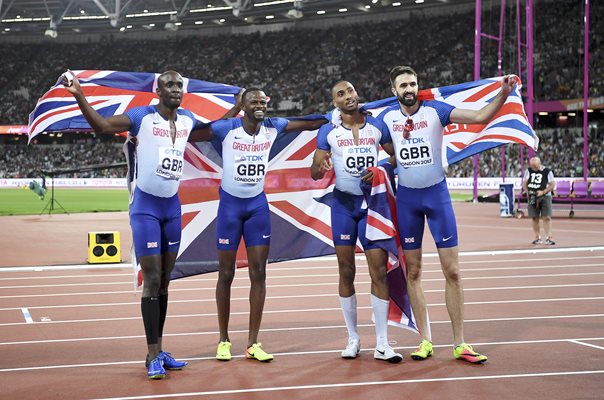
[1,282,603,311]
[2,296,603,327]
[2,272,604,298]
[569,340,604,352]
[1,313,604,346]
[1,337,603,373]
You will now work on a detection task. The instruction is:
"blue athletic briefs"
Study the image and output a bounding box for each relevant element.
[331,188,380,250]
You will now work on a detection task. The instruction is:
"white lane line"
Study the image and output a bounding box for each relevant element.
[1,282,603,310]
[458,224,604,235]
[2,313,604,346]
[2,337,604,373]
[569,340,604,352]
[2,296,603,327]
[90,370,604,399]
[1,246,602,273]
[2,272,604,299]
[1,255,604,282]
[4,265,604,290]
[20,308,33,324]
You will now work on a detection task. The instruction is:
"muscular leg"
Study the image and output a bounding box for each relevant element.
[437,246,465,346]
[246,245,269,346]
[405,248,431,342]
[216,249,237,343]
[140,254,163,361]
[335,245,359,341]
[365,248,389,346]
[157,251,177,352]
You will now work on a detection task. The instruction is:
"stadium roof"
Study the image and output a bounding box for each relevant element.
[0,0,472,36]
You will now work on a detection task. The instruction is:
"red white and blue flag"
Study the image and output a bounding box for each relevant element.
[362,75,538,166]
[28,72,536,292]
[27,70,240,141]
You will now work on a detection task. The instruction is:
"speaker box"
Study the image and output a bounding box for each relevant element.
[88,231,121,264]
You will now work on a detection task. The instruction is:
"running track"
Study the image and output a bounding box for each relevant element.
[1,203,603,399]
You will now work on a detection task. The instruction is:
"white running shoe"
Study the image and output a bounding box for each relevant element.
[374,344,403,363]
[341,338,361,359]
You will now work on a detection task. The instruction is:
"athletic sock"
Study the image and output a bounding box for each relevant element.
[141,297,160,345]
[371,294,389,347]
[339,294,359,341]
[158,294,168,338]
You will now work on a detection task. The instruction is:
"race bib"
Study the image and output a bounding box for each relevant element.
[343,146,377,177]
[155,146,184,180]
[233,153,267,184]
[397,138,434,168]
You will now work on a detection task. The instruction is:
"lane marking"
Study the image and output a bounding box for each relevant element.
[1,282,604,311]
[1,255,604,282]
[2,273,604,299]
[90,370,604,399]
[569,340,604,352]
[1,296,603,327]
[1,314,604,346]
[3,265,604,290]
[1,337,603,373]
[1,246,602,272]
[20,308,33,324]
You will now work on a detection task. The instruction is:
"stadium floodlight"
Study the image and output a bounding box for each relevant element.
[165,14,179,31]
[44,28,58,38]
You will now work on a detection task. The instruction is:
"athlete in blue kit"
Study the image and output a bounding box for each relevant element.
[191,88,327,362]
[310,81,402,362]
[63,70,240,379]
[378,66,516,363]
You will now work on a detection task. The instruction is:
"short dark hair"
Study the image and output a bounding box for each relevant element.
[241,87,264,101]
[389,66,417,87]
[330,80,352,98]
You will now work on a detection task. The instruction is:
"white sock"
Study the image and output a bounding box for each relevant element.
[371,294,389,347]
[339,294,359,341]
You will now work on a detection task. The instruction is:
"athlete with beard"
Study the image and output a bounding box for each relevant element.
[195,88,327,362]
[310,81,402,362]
[378,66,516,363]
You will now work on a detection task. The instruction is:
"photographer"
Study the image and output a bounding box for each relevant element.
[523,157,556,245]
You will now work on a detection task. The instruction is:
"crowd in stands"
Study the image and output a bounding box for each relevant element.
[0,0,602,125]
[0,0,601,180]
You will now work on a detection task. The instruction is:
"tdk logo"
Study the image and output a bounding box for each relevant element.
[238,155,264,162]
[403,137,426,144]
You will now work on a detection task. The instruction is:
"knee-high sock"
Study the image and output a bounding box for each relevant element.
[339,294,359,341]
[371,294,389,347]
[141,297,160,345]
[158,294,168,338]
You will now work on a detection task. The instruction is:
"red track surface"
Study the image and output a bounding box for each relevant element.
[1,203,603,399]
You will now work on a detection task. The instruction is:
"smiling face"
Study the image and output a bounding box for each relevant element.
[391,73,419,107]
[156,71,183,109]
[242,90,268,122]
[331,81,359,114]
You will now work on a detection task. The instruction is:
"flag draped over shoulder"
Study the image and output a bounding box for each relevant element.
[27,70,240,141]
[360,165,422,334]
[361,76,538,167]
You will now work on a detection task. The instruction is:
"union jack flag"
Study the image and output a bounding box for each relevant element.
[362,76,538,166]
[360,165,422,334]
[27,70,240,141]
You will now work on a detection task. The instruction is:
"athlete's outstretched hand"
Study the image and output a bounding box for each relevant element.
[500,75,517,96]
[62,70,82,95]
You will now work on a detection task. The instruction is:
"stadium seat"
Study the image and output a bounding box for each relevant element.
[572,180,589,198]
[590,181,604,198]
[556,180,571,197]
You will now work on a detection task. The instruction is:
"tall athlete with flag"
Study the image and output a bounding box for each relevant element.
[379,66,517,364]
[62,70,240,379]
[192,88,327,363]
[310,81,403,363]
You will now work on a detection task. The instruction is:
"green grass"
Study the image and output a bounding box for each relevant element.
[0,187,477,216]
[0,188,129,216]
